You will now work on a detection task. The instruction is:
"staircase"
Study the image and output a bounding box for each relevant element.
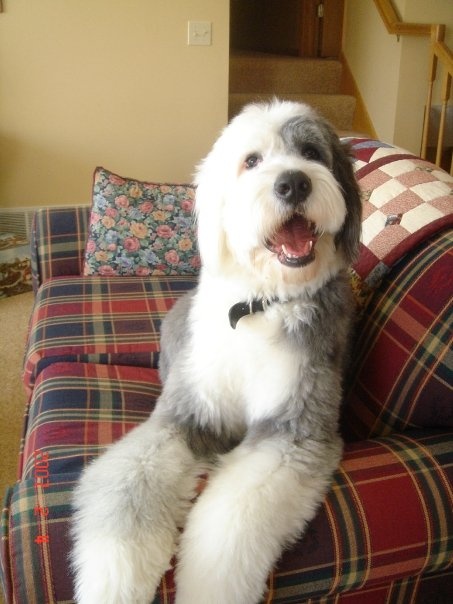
[229,51,357,134]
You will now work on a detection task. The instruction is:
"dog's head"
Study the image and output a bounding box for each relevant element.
[195,100,361,295]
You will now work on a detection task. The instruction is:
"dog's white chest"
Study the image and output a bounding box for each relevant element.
[189,308,303,426]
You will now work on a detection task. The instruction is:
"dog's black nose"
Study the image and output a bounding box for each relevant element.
[274,170,312,205]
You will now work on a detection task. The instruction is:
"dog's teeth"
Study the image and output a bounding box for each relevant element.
[283,243,315,256]
[282,244,290,257]
[281,244,297,259]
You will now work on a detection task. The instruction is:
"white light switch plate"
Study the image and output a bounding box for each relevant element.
[188,21,212,46]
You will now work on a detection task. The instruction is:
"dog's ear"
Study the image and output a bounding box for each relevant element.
[331,140,362,264]
[194,151,229,274]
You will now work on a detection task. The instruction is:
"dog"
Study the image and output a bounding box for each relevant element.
[71,100,362,604]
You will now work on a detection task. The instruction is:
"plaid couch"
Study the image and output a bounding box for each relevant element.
[1,140,452,603]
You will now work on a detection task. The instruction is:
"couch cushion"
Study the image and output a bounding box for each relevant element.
[2,362,161,604]
[20,362,161,481]
[343,228,453,441]
[83,167,200,277]
[31,207,91,291]
[23,275,197,394]
[270,430,453,602]
[2,359,452,603]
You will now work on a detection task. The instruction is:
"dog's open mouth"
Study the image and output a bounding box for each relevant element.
[265,215,318,267]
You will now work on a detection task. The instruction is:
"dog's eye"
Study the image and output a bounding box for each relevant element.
[301,145,321,162]
[244,154,262,170]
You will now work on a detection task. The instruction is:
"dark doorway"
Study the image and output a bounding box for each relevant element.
[230,0,344,58]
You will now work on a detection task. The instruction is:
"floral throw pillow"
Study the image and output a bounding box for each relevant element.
[83,167,200,276]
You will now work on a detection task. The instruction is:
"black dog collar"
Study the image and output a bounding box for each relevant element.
[228,298,277,329]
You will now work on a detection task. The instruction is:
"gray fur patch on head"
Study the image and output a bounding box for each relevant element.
[280,111,362,265]
[280,114,335,169]
[330,139,362,264]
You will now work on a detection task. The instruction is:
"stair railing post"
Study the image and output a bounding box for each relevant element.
[421,25,443,160]
[435,65,451,168]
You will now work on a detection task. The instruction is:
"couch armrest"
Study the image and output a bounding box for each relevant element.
[343,228,453,441]
[270,429,453,601]
[31,206,90,291]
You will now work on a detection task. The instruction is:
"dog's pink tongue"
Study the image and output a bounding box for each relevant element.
[274,215,315,256]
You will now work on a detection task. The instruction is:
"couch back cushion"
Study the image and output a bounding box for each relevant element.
[342,228,453,441]
[31,206,90,291]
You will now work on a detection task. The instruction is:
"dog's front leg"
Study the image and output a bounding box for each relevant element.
[71,411,200,604]
[175,433,342,604]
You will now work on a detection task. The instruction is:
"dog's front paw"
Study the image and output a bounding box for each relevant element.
[72,534,170,604]
[71,414,201,603]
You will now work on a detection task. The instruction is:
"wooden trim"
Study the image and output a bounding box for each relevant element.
[436,70,451,166]
[433,40,453,71]
[373,0,432,37]
[320,0,344,58]
[340,52,378,138]
[298,0,320,58]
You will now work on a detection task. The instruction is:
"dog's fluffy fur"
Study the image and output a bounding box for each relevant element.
[71,100,362,603]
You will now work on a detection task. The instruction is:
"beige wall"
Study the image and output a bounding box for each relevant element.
[344,0,402,143]
[0,0,230,208]
[343,0,452,154]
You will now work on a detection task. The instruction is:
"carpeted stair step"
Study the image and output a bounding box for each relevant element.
[228,92,356,131]
[229,51,342,95]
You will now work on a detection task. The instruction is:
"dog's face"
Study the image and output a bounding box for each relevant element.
[195,101,361,295]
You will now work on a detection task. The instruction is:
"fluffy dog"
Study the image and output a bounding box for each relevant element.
[71,100,362,604]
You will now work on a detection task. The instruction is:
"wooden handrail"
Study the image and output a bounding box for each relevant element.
[374,0,453,174]
[374,0,432,37]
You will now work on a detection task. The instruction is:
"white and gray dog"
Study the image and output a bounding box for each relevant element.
[71,100,362,603]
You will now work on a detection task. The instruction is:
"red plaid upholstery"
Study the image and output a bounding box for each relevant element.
[31,207,90,291]
[3,363,161,604]
[343,229,453,441]
[23,275,197,394]
[2,362,452,603]
[20,362,161,481]
[3,145,452,603]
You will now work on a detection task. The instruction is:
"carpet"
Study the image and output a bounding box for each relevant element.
[228,51,357,129]
[0,291,34,604]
